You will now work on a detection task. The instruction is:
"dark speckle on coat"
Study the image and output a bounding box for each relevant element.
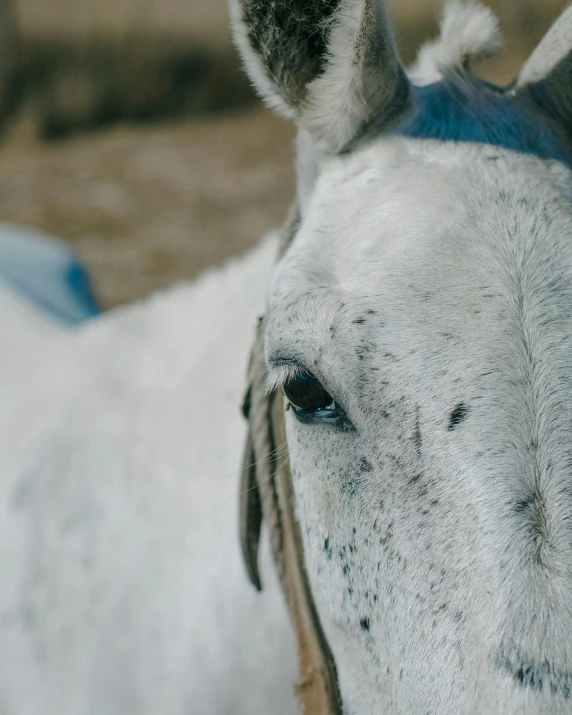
[359,456,373,473]
[448,403,470,430]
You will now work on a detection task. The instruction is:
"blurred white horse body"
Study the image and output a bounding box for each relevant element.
[0,231,297,715]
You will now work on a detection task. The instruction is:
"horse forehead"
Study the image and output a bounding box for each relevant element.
[272,139,572,307]
[268,140,572,382]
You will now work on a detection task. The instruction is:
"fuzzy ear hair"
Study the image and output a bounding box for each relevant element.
[515,6,572,133]
[229,0,411,153]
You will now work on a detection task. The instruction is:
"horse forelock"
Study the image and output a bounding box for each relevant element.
[409,0,502,86]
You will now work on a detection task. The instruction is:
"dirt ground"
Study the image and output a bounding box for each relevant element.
[1,0,569,308]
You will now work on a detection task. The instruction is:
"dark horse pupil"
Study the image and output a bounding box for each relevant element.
[283,373,333,412]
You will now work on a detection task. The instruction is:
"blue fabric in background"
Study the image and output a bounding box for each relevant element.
[0,223,99,325]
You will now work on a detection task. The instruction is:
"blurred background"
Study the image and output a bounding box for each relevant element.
[0,0,568,307]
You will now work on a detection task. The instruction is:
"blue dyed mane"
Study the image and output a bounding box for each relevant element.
[401,79,570,164]
[359,76,572,166]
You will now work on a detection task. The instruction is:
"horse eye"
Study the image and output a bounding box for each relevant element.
[283,373,334,413]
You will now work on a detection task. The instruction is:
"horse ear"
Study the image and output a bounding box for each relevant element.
[229,0,411,153]
[515,6,572,133]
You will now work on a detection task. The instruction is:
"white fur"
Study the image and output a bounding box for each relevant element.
[295,129,323,217]
[410,1,502,85]
[0,238,298,715]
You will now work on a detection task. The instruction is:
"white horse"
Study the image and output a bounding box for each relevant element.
[4,1,572,713]
[0,229,298,714]
[230,0,572,713]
